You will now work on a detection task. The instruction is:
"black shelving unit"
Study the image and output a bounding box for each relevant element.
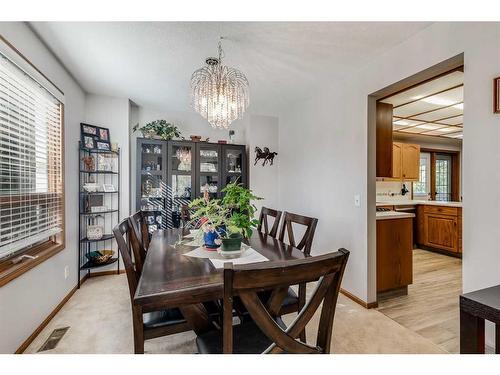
[78,142,121,288]
[136,138,248,231]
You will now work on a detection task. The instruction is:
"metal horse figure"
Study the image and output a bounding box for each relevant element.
[254,147,278,166]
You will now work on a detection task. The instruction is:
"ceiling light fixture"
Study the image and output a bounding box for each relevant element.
[190,37,250,129]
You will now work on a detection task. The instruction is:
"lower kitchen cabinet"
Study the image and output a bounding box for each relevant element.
[416,205,462,255]
[377,217,413,293]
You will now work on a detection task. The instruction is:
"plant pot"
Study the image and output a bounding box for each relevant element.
[221,233,243,252]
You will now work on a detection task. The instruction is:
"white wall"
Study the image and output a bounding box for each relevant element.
[278,22,500,346]
[0,23,86,353]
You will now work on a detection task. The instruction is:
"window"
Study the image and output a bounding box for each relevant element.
[413,149,459,202]
[0,50,64,264]
[413,152,430,199]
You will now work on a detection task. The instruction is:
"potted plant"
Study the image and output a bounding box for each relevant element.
[133,120,181,140]
[188,181,262,253]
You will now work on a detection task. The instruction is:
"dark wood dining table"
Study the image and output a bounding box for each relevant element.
[133,229,306,334]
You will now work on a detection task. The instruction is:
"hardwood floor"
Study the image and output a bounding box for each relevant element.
[377,249,462,353]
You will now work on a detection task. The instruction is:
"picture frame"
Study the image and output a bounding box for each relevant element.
[494,77,500,113]
[102,184,116,192]
[81,123,98,136]
[95,141,111,151]
[98,127,110,142]
[83,135,95,149]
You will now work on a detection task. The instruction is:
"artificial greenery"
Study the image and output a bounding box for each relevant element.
[133,119,181,140]
[188,180,262,239]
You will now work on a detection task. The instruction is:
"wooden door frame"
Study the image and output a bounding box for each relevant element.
[367,53,464,307]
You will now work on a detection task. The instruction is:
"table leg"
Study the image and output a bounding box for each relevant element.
[460,309,485,354]
[179,303,213,335]
[496,324,500,354]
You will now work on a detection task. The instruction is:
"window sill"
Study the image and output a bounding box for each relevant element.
[0,242,65,287]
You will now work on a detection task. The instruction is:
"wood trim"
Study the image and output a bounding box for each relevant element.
[0,34,65,96]
[340,288,378,309]
[0,242,65,287]
[15,283,78,354]
[494,77,500,114]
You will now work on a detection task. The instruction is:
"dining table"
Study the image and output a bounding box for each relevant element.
[133,228,306,334]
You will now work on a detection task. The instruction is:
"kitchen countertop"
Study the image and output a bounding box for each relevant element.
[376,211,416,220]
[376,200,462,208]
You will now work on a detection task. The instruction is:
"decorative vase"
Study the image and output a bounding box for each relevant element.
[221,233,243,252]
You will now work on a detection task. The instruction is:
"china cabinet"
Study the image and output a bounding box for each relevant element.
[136,138,247,231]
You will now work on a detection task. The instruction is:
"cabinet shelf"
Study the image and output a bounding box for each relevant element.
[79,170,118,174]
[80,234,114,243]
[80,191,118,195]
[80,209,118,215]
[80,257,118,270]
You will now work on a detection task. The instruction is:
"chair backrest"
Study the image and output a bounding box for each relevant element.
[113,218,142,300]
[222,249,349,354]
[180,204,192,228]
[257,207,282,238]
[278,212,318,256]
[130,210,150,251]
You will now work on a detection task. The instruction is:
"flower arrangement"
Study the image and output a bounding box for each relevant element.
[133,119,181,140]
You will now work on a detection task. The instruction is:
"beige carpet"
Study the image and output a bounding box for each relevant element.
[24,274,446,354]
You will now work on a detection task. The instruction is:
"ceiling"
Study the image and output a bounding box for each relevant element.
[381,69,464,139]
[29,22,432,115]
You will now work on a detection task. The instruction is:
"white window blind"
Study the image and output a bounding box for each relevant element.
[0,51,63,260]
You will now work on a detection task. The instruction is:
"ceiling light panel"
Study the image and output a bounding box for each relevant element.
[436,115,463,125]
[381,71,463,107]
[422,126,462,136]
[411,105,463,122]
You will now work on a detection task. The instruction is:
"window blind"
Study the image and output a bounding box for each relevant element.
[0,51,63,260]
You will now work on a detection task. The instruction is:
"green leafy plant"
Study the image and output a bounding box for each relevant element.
[188,180,262,239]
[133,120,181,140]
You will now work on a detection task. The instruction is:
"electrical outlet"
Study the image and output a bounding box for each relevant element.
[354,194,361,207]
[64,266,69,280]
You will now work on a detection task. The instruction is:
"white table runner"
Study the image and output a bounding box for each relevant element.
[183,245,268,269]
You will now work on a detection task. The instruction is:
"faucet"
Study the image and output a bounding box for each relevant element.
[401,183,409,196]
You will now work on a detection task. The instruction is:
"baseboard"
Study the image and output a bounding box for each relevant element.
[15,283,79,353]
[340,288,378,309]
[15,269,124,353]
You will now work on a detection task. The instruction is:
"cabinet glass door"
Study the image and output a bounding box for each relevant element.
[222,145,247,187]
[169,143,194,200]
[197,144,220,198]
[138,140,166,233]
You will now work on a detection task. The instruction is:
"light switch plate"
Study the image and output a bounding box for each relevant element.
[64,266,69,279]
[354,194,361,207]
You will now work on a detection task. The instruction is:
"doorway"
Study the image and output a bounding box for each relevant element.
[368,54,464,353]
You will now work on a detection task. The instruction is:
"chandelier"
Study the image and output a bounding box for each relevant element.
[190,37,249,129]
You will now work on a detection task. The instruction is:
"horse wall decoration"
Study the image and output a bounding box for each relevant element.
[254,147,278,166]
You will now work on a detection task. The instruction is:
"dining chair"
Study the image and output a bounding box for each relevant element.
[128,211,149,274]
[113,219,190,354]
[196,249,349,354]
[257,207,282,238]
[276,211,319,340]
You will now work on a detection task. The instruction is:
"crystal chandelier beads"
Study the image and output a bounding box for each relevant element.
[190,38,249,129]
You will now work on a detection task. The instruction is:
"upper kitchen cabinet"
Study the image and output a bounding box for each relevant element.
[382,142,420,181]
[401,143,420,180]
[376,101,394,178]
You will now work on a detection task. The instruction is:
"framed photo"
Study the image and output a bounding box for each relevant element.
[98,127,110,142]
[83,135,95,149]
[102,184,116,192]
[81,123,97,135]
[95,141,111,151]
[494,77,500,113]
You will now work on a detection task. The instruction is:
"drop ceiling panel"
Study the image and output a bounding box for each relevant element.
[437,115,463,125]
[381,70,464,107]
[411,105,463,122]
[420,126,463,136]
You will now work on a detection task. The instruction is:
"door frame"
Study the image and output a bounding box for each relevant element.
[367,54,464,306]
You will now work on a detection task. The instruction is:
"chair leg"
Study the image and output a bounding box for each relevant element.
[298,283,307,342]
[133,305,145,354]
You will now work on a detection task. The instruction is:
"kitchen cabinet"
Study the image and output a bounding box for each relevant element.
[382,142,420,181]
[376,102,394,178]
[377,217,413,293]
[416,204,462,255]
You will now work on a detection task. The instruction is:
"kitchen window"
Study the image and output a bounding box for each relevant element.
[412,149,459,202]
[0,38,65,286]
